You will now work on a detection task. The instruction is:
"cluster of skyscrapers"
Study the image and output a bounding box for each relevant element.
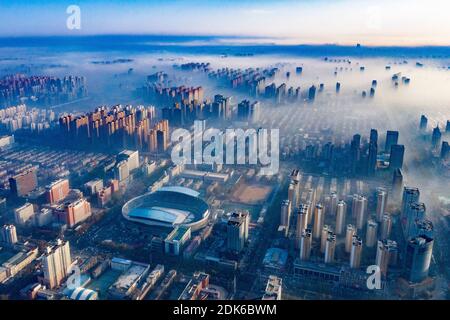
[58,104,159,151]
[0,74,87,108]
[280,167,435,294]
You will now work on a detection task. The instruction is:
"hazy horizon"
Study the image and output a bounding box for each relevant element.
[1,0,450,46]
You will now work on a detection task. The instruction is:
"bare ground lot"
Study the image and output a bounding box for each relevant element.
[230,182,273,205]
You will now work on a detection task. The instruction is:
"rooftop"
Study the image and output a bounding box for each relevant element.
[166,226,191,242]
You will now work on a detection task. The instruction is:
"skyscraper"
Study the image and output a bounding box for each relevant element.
[296,203,309,247]
[300,229,312,261]
[380,213,392,240]
[350,134,361,175]
[352,195,368,230]
[320,225,331,253]
[335,200,347,235]
[42,239,72,289]
[385,130,399,152]
[350,235,363,268]
[226,211,249,253]
[376,239,398,277]
[389,144,405,170]
[405,202,426,239]
[366,219,378,248]
[324,233,336,264]
[412,219,434,239]
[441,141,449,160]
[375,187,388,222]
[404,235,433,283]
[431,126,441,150]
[328,192,338,216]
[313,203,324,239]
[419,115,428,131]
[401,187,420,222]
[367,129,378,176]
[280,200,291,229]
[308,85,316,101]
[392,168,404,198]
[345,224,356,253]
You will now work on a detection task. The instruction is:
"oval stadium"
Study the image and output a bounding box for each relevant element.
[122,186,209,231]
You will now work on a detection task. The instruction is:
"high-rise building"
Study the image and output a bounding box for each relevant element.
[392,168,404,198]
[42,239,72,289]
[313,203,324,239]
[431,126,441,150]
[226,211,249,253]
[389,144,405,170]
[405,202,426,239]
[345,224,356,253]
[335,200,347,235]
[366,219,378,248]
[375,188,388,222]
[380,213,392,239]
[308,85,316,101]
[370,128,378,146]
[296,203,309,247]
[401,187,420,222]
[419,115,428,131]
[412,219,433,239]
[404,235,433,283]
[441,141,449,160]
[367,129,378,176]
[1,224,18,245]
[9,169,38,197]
[287,184,295,205]
[320,225,331,253]
[213,94,231,119]
[237,100,260,122]
[352,195,368,230]
[385,130,399,152]
[300,229,312,261]
[290,169,301,205]
[329,192,338,216]
[45,179,70,204]
[280,200,291,228]
[350,134,361,175]
[350,235,363,268]
[376,239,398,277]
[324,233,336,264]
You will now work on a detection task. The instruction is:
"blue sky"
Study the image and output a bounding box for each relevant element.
[1,0,449,45]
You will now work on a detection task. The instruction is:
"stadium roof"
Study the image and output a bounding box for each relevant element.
[128,207,190,224]
[157,186,200,198]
